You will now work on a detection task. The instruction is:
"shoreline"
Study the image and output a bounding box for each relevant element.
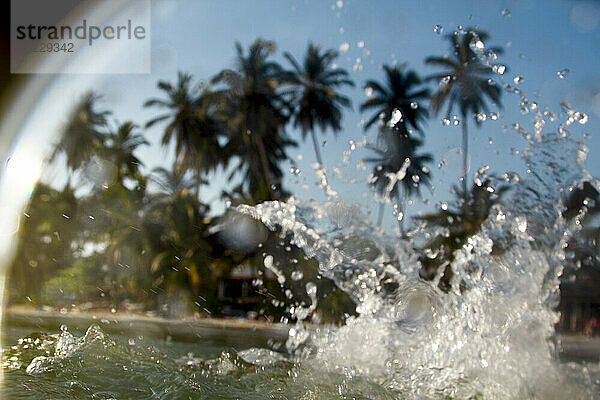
[2,306,290,347]
[3,307,600,362]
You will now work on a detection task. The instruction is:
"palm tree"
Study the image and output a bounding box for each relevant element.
[51,92,110,176]
[425,28,503,191]
[104,121,149,184]
[417,179,509,291]
[364,126,432,233]
[150,164,195,199]
[212,39,295,201]
[360,64,429,134]
[283,42,354,165]
[144,72,223,200]
[144,164,213,305]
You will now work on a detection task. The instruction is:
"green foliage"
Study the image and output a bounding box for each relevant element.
[8,183,79,303]
[41,258,99,306]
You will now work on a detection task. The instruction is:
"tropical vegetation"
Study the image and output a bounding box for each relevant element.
[12,30,590,321]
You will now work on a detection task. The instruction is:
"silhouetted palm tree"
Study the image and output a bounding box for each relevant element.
[364,126,432,233]
[417,179,509,291]
[360,64,429,135]
[104,121,149,184]
[150,164,195,199]
[51,92,110,175]
[284,42,354,165]
[425,28,502,190]
[144,164,213,301]
[212,39,295,201]
[144,72,222,200]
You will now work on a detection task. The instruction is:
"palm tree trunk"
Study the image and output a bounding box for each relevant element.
[255,135,275,200]
[310,130,324,166]
[377,202,385,227]
[461,119,469,193]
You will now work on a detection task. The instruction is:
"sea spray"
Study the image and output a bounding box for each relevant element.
[231,119,599,397]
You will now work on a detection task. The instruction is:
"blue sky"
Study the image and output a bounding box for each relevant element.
[54,0,599,230]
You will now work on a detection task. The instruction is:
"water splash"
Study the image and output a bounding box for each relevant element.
[231,120,600,397]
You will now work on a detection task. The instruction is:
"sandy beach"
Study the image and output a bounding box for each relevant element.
[2,306,290,348]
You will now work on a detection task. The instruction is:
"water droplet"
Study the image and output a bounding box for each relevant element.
[357,40,364,48]
[516,217,527,233]
[291,270,304,281]
[544,111,557,122]
[410,102,418,109]
[486,50,498,61]
[60,325,68,332]
[472,40,485,51]
[441,118,451,126]
[513,75,524,84]
[502,8,511,17]
[439,75,451,87]
[339,42,349,52]
[128,338,136,346]
[264,255,273,269]
[388,109,403,127]
[557,68,570,79]
[336,0,343,8]
[490,112,499,120]
[252,278,263,286]
[434,24,443,34]
[476,112,487,122]
[306,282,317,297]
[493,64,506,75]
[365,87,373,97]
[289,166,301,175]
